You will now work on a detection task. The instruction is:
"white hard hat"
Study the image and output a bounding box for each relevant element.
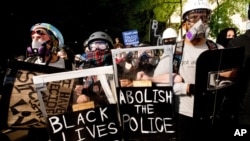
[162,28,178,39]
[182,0,212,19]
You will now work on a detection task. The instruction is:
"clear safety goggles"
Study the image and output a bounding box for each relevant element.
[31,29,48,36]
[89,41,108,51]
[185,9,210,23]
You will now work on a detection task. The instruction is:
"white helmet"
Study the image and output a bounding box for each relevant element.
[30,23,64,48]
[162,28,178,39]
[182,0,212,19]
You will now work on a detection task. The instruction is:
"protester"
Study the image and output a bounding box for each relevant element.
[216,27,237,48]
[25,23,74,70]
[162,27,178,45]
[74,31,114,107]
[114,37,125,49]
[228,24,250,127]
[74,39,89,69]
[173,1,227,140]
[137,0,225,140]
[24,22,74,141]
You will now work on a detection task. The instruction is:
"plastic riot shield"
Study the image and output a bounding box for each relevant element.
[194,47,245,133]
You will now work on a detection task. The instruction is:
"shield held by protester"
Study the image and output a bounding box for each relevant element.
[0,61,72,129]
[193,47,245,126]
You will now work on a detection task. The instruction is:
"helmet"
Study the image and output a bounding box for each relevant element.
[162,28,178,39]
[83,39,88,47]
[30,23,64,47]
[88,31,113,49]
[182,0,212,19]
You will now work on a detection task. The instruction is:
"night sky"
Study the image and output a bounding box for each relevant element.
[3,1,124,59]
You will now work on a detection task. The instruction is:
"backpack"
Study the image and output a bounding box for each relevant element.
[173,39,218,73]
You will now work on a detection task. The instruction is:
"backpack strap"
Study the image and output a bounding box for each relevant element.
[206,39,218,50]
[172,39,218,74]
[173,40,184,73]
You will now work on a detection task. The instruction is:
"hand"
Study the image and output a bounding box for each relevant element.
[136,71,150,80]
[120,79,133,87]
[173,73,183,83]
[74,85,84,96]
[77,94,90,103]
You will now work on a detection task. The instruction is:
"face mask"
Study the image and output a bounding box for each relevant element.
[86,50,112,67]
[221,38,233,48]
[32,40,43,49]
[186,19,210,41]
[163,41,176,45]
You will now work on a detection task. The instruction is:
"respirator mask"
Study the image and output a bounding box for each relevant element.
[186,19,210,41]
[27,40,52,57]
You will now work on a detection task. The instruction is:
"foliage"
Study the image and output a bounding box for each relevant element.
[209,0,249,38]
[122,0,250,42]
[95,0,250,43]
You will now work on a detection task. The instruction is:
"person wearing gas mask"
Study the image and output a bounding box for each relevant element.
[20,23,74,141]
[172,0,224,141]
[74,31,113,106]
[25,23,73,70]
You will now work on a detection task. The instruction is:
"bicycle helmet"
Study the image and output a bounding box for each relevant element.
[30,23,64,48]
[87,31,113,49]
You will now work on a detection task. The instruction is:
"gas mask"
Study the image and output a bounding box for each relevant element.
[186,19,210,41]
[27,40,52,57]
[32,40,43,49]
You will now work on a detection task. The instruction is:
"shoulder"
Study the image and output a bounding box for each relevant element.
[206,39,224,49]
[216,43,224,49]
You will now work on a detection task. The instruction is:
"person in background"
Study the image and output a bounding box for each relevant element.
[74,39,89,69]
[228,22,250,127]
[114,37,125,49]
[216,27,237,48]
[162,27,178,45]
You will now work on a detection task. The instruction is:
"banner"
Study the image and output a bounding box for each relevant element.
[33,66,122,140]
[111,45,176,140]
[122,30,140,46]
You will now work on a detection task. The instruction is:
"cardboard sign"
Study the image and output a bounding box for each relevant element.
[7,70,46,128]
[122,30,140,46]
[47,104,122,141]
[117,87,176,141]
[39,79,74,116]
[0,61,68,128]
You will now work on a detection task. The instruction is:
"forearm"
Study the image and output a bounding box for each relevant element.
[173,82,192,95]
[150,74,170,83]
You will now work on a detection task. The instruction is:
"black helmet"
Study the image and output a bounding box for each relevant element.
[88,31,113,49]
[83,39,88,47]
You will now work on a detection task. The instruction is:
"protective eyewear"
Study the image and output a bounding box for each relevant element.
[31,29,48,36]
[89,41,108,51]
[185,9,210,23]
